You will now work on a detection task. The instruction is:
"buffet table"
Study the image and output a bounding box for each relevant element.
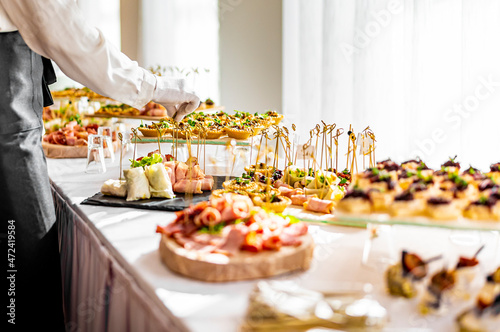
[48,143,500,332]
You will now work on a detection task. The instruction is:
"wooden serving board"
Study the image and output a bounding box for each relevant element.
[159,233,314,282]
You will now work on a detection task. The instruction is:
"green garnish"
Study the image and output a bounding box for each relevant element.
[129,153,163,168]
[198,222,226,234]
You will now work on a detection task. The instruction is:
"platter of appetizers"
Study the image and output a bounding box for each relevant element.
[50,87,114,102]
[42,119,118,158]
[155,193,313,282]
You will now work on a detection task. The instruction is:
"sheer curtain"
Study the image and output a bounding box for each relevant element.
[283,0,500,170]
[140,0,219,102]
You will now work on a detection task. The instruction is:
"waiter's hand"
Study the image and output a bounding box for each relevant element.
[152,76,200,122]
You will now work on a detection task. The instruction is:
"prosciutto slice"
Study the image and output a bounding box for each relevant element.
[173,179,203,194]
[216,227,246,256]
[291,194,316,206]
[175,161,189,181]
[201,175,214,191]
[303,197,334,214]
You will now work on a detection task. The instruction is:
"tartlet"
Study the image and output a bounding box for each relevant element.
[252,195,292,213]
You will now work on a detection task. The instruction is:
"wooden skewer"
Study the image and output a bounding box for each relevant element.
[155,124,162,156]
[118,132,124,180]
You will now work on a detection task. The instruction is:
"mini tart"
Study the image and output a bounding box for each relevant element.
[265,112,284,125]
[211,188,250,198]
[252,195,292,213]
[247,187,280,199]
[426,197,461,220]
[222,179,258,192]
[245,164,275,177]
[251,124,265,136]
[203,129,225,139]
[138,127,167,137]
[225,127,252,140]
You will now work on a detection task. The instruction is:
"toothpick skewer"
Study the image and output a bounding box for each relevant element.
[154,123,162,156]
[292,124,298,165]
[118,132,124,180]
[131,127,141,163]
[346,124,352,170]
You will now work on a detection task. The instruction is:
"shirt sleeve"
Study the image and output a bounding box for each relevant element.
[0,0,157,109]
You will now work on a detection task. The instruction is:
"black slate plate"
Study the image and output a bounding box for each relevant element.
[81,175,232,212]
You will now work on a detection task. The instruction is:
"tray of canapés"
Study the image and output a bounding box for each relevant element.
[134,110,284,144]
[50,87,114,102]
[217,158,500,231]
[88,98,225,120]
[194,118,500,231]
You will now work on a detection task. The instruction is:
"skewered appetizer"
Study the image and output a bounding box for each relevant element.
[419,268,456,315]
[453,245,484,300]
[456,267,500,332]
[385,251,441,298]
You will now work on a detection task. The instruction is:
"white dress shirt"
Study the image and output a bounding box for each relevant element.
[0,0,157,109]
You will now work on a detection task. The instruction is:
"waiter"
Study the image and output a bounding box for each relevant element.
[0,0,199,330]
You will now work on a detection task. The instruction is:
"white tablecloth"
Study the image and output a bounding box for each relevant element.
[48,143,500,332]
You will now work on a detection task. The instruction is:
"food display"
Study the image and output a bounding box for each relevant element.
[95,101,168,118]
[155,193,314,281]
[385,250,441,298]
[101,151,214,201]
[337,158,500,225]
[240,281,388,331]
[42,119,117,158]
[455,266,500,331]
[50,87,112,101]
[134,110,280,141]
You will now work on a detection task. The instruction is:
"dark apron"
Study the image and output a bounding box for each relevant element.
[0,31,64,330]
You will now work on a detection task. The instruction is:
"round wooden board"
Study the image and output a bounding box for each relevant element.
[159,233,314,282]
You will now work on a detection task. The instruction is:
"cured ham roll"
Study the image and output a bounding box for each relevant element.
[145,163,175,199]
[201,175,214,191]
[280,186,303,198]
[124,167,151,201]
[173,179,203,194]
[291,194,316,206]
[163,161,177,184]
[175,161,189,181]
[303,197,334,214]
[101,179,127,198]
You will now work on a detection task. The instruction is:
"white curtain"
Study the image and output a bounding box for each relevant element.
[140,0,219,102]
[283,0,500,171]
